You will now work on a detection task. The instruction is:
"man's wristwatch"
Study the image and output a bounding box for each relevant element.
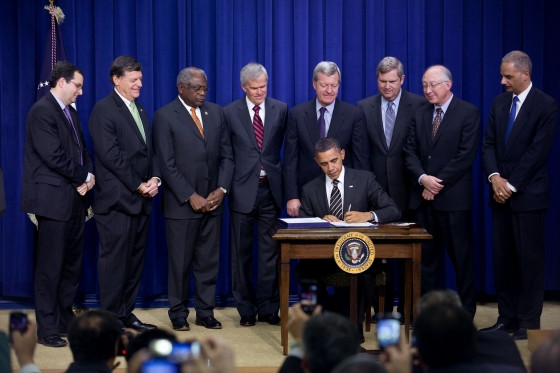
[219,187,227,194]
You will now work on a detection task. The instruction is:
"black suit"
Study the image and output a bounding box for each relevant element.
[481,86,557,329]
[21,91,92,337]
[88,90,160,325]
[358,90,427,314]
[153,97,233,320]
[358,90,427,213]
[298,167,401,323]
[299,168,401,223]
[283,98,370,201]
[223,96,287,317]
[404,96,479,315]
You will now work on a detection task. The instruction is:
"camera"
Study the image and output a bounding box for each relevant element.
[376,313,401,349]
[299,279,318,315]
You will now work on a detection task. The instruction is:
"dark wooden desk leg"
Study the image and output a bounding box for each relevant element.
[350,275,358,326]
[412,242,421,320]
[280,242,290,356]
[404,258,411,341]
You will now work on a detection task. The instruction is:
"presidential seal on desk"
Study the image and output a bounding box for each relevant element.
[333,232,375,273]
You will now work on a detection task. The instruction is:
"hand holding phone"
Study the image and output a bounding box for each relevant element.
[377,315,401,349]
[299,280,318,315]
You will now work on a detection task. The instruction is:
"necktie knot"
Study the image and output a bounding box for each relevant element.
[253,105,260,114]
[436,107,443,115]
[332,179,339,186]
[512,96,519,108]
[388,102,393,110]
[319,107,326,115]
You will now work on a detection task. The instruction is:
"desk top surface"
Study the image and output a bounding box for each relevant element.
[272,224,431,241]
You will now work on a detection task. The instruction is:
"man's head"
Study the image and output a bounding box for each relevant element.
[422,65,452,107]
[67,310,122,366]
[177,67,208,108]
[48,61,84,106]
[110,56,143,102]
[314,137,345,181]
[416,289,462,314]
[376,57,405,102]
[313,61,341,107]
[240,63,268,106]
[531,331,560,373]
[413,303,476,369]
[302,312,359,373]
[500,50,532,95]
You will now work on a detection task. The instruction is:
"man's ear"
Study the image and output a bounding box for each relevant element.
[340,149,345,160]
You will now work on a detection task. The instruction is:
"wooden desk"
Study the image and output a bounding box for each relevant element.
[273,225,431,355]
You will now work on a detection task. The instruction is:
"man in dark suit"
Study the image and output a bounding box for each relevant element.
[222,63,288,326]
[88,56,160,332]
[21,61,94,347]
[153,67,233,331]
[298,137,401,343]
[284,61,370,217]
[480,51,558,340]
[404,65,479,316]
[357,56,427,316]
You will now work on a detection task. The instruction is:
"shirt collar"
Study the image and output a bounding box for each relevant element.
[380,89,402,109]
[316,99,336,114]
[436,94,454,113]
[326,166,345,184]
[51,91,67,111]
[246,96,264,112]
[178,95,199,112]
[114,88,133,107]
[514,82,532,105]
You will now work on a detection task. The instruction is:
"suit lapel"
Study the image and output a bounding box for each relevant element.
[423,107,434,146]
[237,98,260,151]
[317,175,330,217]
[391,93,411,150]
[343,168,355,215]
[432,96,458,146]
[174,98,205,142]
[304,100,320,145]
[46,92,80,146]
[112,91,147,147]
[505,88,534,155]
[327,99,344,138]
[371,97,388,151]
[262,98,275,153]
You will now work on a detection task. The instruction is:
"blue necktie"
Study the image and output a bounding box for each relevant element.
[318,107,326,138]
[505,96,519,143]
[385,102,395,147]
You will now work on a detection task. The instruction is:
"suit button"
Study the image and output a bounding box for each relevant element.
[428,156,431,159]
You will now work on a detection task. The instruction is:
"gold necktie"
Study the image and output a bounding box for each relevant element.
[190,107,204,138]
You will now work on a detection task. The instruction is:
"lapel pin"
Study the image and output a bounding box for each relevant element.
[204,111,208,115]
[349,185,354,188]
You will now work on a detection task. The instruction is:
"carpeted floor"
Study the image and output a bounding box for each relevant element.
[2,302,559,372]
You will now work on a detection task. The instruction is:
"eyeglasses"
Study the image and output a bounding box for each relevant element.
[185,84,210,93]
[422,81,448,90]
[69,80,83,90]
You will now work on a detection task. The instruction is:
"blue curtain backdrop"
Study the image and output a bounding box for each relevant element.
[1,0,559,306]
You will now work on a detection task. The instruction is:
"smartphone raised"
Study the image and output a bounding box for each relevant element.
[299,280,318,315]
[376,316,400,349]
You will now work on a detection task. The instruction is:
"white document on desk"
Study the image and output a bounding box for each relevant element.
[330,221,375,227]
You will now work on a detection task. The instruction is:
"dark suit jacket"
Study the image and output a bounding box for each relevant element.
[88,90,160,215]
[21,91,92,220]
[223,96,288,213]
[283,98,370,201]
[482,86,558,211]
[153,98,233,219]
[358,90,427,212]
[404,96,480,211]
[299,168,401,223]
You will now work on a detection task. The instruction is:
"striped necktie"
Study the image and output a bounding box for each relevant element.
[130,101,146,142]
[385,101,395,147]
[329,179,343,220]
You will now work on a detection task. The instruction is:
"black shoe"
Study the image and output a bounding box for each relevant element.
[37,334,68,347]
[259,313,281,325]
[195,316,222,329]
[171,317,190,331]
[240,315,256,326]
[511,328,528,340]
[357,324,365,344]
[126,320,158,332]
[479,323,517,333]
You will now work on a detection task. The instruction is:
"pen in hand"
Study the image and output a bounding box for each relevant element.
[344,204,352,222]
